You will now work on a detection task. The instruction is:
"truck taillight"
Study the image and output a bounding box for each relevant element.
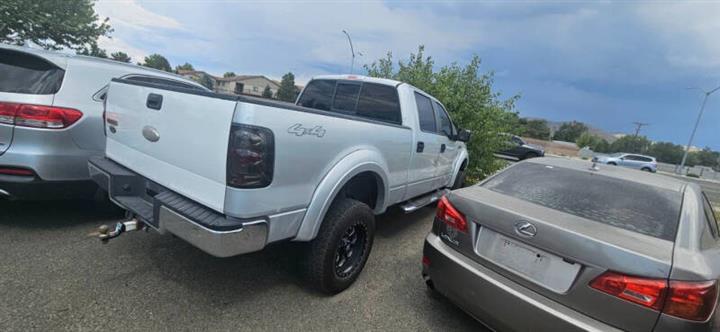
[436,196,467,233]
[590,272,718,321]
[0,102,82,129]
[227,124,274,188]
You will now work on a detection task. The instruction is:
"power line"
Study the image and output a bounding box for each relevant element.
[632,122,650,137]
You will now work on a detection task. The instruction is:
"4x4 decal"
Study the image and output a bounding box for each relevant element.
[288,123,326,138]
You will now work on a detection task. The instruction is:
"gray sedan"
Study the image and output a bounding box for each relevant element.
[423,157,719,331]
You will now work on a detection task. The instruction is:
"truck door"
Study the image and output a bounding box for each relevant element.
[405,92,442,199]
[431,101,460,188]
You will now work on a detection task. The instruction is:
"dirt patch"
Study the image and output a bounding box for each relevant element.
[522,137,580,157]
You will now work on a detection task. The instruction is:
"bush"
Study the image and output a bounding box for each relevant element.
[365,46,519,181]
[687,173,700,178]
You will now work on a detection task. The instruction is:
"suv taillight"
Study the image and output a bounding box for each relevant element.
[436,196,467,233]
[590,272,718,321]
[226,124,274,188]
[0,102,82,129]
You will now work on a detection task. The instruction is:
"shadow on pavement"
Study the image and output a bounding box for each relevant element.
[0,199,124,229]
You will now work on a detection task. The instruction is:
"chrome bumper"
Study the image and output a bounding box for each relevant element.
[88,156,267,257]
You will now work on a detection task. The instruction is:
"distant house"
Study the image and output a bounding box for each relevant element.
[176,69,217,87]
[215,75,280,97]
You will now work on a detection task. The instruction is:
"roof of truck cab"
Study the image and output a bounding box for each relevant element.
[0,44,204,89]
[310,75,404,87]
[524,157,689,193]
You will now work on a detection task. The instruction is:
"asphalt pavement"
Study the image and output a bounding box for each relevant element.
[0,200,486,332]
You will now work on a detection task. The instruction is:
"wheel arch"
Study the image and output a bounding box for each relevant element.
[448,148,469,187]
[294,149,389,241]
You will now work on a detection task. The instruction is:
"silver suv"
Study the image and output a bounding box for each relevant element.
[594,153,657,172]
[0,45,205,199]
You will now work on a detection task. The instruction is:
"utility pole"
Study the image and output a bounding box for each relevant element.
[677,85,720,174]
[632,122,649,137]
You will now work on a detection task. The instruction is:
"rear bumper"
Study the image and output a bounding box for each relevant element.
[88,156,268,257]
[0,175,97,200]
[422,233,621,332]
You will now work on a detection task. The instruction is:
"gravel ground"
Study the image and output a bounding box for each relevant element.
[0,200,486,332]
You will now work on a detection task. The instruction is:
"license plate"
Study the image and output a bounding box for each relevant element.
[475,228,581,293]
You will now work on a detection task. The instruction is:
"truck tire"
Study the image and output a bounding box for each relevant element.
[304,198,375,294]
[451,169,466,190]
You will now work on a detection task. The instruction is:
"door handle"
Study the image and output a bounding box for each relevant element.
[417,142,425,153]
[146,93,163,110]
[441,144,446,153]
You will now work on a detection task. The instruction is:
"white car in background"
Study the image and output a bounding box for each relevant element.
[0,44,206,200]
[593,153,657,172]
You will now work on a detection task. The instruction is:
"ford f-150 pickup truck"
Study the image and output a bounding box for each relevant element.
[89,74,470,293]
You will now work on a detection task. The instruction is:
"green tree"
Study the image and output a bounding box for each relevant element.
[691,147,720,168]
[77,44,107,58]
[141,54,172,72]
[175,62,194,72]
[520,118,551,140]
[197,73,214,90]
[365,45,519,180]
[552,121,588,142]
[110,51,131,63]
[648,142,685,164]
[575,132,610,153]
[223,72,236,78]
[277,72,297,102]
[261,85,273,98]
[1,0,112,51]
[609,135,651,154]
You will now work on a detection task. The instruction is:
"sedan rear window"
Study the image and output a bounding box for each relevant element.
[483,163,682,241]
[0,49,65,94]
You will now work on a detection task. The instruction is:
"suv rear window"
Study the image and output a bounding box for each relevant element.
[0,49,64,94]
[483,163,682,241]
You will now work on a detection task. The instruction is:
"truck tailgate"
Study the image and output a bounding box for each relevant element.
[104,80,236,212]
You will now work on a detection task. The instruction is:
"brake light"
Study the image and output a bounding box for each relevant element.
[436,196,467,233]
[226,124,274,188]
[664,280,717,321]
[591,272,718,321]
[0,102,82,129]
[590,272,667,310]
[0,167,35,176]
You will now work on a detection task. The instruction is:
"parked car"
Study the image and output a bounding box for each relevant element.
[0,44,206,200]
[423,157,719,331]
[496,135,544,160]
[593,152,657,172]
[89,74,471,293]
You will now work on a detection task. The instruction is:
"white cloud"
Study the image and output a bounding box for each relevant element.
[97,36,147,62]
[95,0,182,30]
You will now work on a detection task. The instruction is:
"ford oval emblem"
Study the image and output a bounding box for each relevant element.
[142,126,160,142]
[514,221,537,238]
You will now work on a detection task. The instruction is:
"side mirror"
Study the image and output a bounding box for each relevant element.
[456,129,471,142]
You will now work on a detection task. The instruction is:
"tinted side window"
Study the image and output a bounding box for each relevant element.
[433,101,453,137]
[332,82,360,112]
[0,49,65,94]
[640,157,653,162]
[414,92,436,132]
[125,76,204,91]
[297,80,336,111]
[356,83,401,124]
[483,163,683,240]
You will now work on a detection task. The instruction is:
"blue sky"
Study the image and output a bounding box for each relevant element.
[95,1,719,149]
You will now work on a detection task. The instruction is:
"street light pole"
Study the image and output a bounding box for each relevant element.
[342,30,356,74]
[678,85,720,173]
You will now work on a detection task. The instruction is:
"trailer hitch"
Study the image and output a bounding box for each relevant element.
[92,218,144,243]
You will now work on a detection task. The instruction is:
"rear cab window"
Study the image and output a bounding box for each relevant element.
[482,163,683,241]
[298,79,401,125]
[0,49,65,94]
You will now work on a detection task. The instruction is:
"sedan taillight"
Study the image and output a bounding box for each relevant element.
[226,124,274,188]
[436,196,467,233]
[0,102,82,129]
[590,271,718,321]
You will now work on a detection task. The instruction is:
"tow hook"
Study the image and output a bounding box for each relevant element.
[94,218,144,243]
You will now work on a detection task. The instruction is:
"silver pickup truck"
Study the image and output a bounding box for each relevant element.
[89,74,470,293]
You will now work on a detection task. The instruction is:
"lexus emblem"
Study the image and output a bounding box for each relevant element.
[514,221,537,238]
[142,126,160,142]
